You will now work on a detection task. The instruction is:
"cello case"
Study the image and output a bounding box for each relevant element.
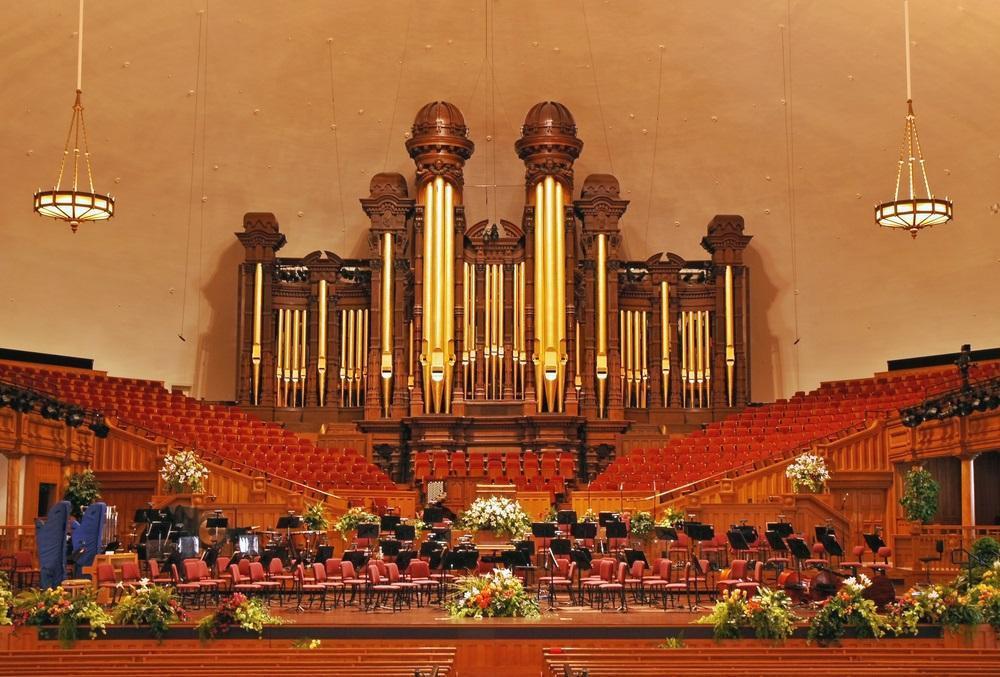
[71,502,107,578]
[36,500,71,588]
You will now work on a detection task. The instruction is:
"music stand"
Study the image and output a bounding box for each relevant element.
[395,549,417,574]
[379,539,401,558]
[624,548,648,566]
[820,532,845,562]
[550,538,571,557]
[380,515,401,533]
[356,522,380,541]
[571,522,598,543]
[786,536,813,571]
[726,528,752,553]
[605,520,627,550]
[276,515,302,529]
[531,522,558,597]
[394,524,416,542]
[422,507,444,525]
[316,545,334,563]
[206,515,228,546]
[342,549,369,572]
[814,525,834,543]
[598,511,615,527]
[764,529,791,577]
[766,521,794,538]
[430,527,451,544]
[863,533,887,562]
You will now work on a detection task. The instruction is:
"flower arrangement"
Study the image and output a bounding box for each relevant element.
[196,593,287,642]
[13,587,111,647]
[785,452,830,494]
[807,574,887,645]
[302,501,330,531]
[657,506,686,527]
[899,466,940,524]
[629,511,655,542]
[334,506,379,535]
[0,572,12,626]
[112,580,187,640]
[581,508,598,523]
[886,585,949,636]
[160,449,209,493]
[292,638,322,649]
[972,561,1000,633]
[458,496,531,540]
[63,469,101,517]
[696,588,799,641]
[446,568,540,619]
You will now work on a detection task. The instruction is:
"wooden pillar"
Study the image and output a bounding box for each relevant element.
[5,454,23,527]
[961,454,978,527]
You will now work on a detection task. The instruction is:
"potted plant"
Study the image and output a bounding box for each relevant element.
[112,580,188,640]
[899,465,939,529]
[807,574,888,645]
[446,568,540,619]
[0,572,13,628]
[657,506,686,527]
[785,452,830,494]
[159,449,209,494]
[629,511,655,543]
[334,506,379,535]
[196,592,286,642]
[64,469,101,517]
[302,501,331,531]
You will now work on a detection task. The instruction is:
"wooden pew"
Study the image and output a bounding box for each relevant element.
[0,646,456,676]
[543,646,1000,677]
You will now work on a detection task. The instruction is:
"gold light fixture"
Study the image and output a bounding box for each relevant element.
[33,0,114,232]
[875,0,951,238]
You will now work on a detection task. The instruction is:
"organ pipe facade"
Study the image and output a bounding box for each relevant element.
[234,102,752,481]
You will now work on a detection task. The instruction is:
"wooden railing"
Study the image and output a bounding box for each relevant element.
[0,525,35,554]
[895,524,1000,573]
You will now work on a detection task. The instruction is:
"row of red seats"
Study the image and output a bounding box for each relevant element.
[411,450,575,483]
[0,362,395,491]
[592,362,1000,492]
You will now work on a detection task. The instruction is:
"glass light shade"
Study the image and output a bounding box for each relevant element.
[34,189,114,232]
[875,197,952,237]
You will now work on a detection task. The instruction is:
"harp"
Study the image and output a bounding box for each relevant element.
[70,502,107,578]
[36,500,71,588]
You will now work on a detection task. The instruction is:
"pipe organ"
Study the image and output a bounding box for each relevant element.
[234,101,752,480]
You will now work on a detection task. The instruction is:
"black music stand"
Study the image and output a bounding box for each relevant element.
[356,522,380,543]
[786,536,814,570]
[556,510,577,536]
[569,546,592,604]
[766,521,794,538]
[598,511,615,526]
[765,529,791,578]
[430,527,451,544]
[863,533,887,563]
[531,521,558,598]
[316,545,334,563]
[571,521,598,544]
[395,549,417,574]
[605,521,628,551]
[394,524,416,542]
[422,507,444,525]
[380,515,401,534]
[820,532,845,564]
[379,539,401,558]
[513,539,537,586]
[624,548,648,566]
[685,522,715,564]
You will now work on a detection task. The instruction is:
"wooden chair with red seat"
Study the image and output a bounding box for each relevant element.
[12,551,39,589]
[147,559,173,585]
[715,559,748,594]
[310,562,344,608]
[95,563,120,604]
[293,562,327,610]
[550,561,578,605]
[229,563,262,599]
[598,561,629,612]
[868,546,893,575]
[624,559,646,603]
[734,561,765,596]
[119,560,141,592]
[642,559,674,609]
[840,545,867,576]
[365,563,401,612]
[340,560,365,606]
[267,557,295,602]
[173,564,204,608]
[404,559,437,606]
[803,541,827,569]
[582,559,614,606]
[385,562,417,609]
[184,560,219,604]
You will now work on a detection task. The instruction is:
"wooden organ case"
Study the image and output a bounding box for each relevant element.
[235,101,752,485]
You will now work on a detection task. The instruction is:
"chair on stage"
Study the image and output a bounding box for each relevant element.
[365,563,402,612]
[12,551,39,590]
[642,559,674,609]
[597,561,629,612]
[310,562,344,608]
[404,559,438,606]
[120,560,142,592]
[340,560,365,606]
[840,545,867,576]
[868,546,893,574]
[229,563,263,599]
[250,561,282,605]
[148,559,173,585]
[386,562,418,609]
[734,561,764,596]
[293,562,327,611]
[581,558,614,606]
[184,559,220,605]
[95,563,120,603]
[715,559,748,594]
[803,541,827,569]
[176,563,206,607]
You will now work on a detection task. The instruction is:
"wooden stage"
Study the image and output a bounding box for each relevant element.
[6,603,991,677]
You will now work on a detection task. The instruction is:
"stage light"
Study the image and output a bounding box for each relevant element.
[64,409,85,428]
[40,401,65,420]
[11,394,35,414]
[88,418,110,438]
[0,388,12,408]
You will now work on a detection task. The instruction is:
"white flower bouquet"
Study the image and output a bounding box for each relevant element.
[160,449,209,493]
[785,452,830,493]
[458,496,531,540]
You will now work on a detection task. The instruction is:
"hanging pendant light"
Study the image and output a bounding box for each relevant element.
[874,0,952,238]
[33,0,114,233]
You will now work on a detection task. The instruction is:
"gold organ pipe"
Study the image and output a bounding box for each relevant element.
[543,176,558,410]
[624,310,633,406]
[340,309,347,404]
[518,260,526,397]
[641,311,648,409]
[695,309,704,407]
[433,179,445,411]
[660,281,669,406]
[596,233,608,417]
[300,308,308,406]
[381,233,393,416]
[318,279,327,407]
[554,181,566,405]
[512,262,519,396]
[360,308,368,407]
[470,262,476,395]
[634,310,641,406]
[725,265,735,407]
[533,181,544,412]
[407,320,414,391]
[703,310,712,407]
[422,182,433,408]
[250,263,263,405]
[291,309,301,406]
[283,308,292,406]
[498,263,505,397]
[484,264,492,397]
[574,320,582,393]
[443,182,454,413]
[345,309,355,406]
[462,261,469,393]
[679,313,686,407]
[275,307,284,406]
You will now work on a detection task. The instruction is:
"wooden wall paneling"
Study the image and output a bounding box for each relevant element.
[974,451,1000,525]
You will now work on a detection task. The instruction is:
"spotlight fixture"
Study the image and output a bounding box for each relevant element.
[64,408,85,428]
[11,394,35,414]
[32,0,115,232]
[88,417,110,439]
[40,401,65,420]
[0,387,13,408]
[874,0,952,237]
